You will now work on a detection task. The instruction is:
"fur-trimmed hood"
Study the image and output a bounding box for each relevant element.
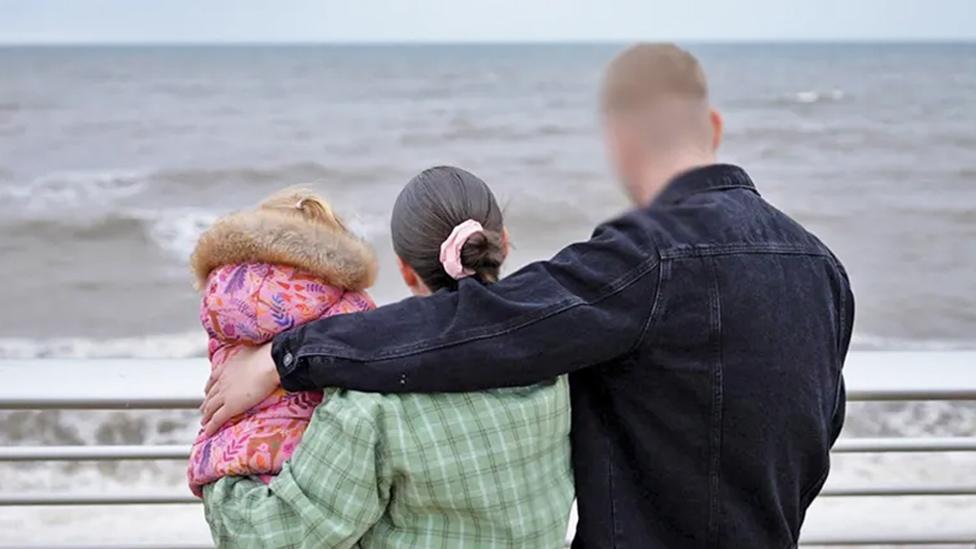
[190,207,377,291]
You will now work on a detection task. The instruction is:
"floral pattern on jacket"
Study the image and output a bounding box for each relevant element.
[187,262,374,496]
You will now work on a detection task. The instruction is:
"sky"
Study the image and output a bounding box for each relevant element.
[1,0,974,44]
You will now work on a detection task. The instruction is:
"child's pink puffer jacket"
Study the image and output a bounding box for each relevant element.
[186,199,376,496]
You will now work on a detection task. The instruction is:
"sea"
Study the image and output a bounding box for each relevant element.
[0,43,974,544]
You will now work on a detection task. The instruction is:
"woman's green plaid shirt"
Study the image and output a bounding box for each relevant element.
[204,377,573,548]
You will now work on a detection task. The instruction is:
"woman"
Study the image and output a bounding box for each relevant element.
[202,167,574,548]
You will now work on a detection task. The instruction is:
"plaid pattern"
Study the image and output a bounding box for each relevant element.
[203,376,573,548]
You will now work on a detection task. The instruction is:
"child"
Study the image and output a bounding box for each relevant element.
[187,188,376,496]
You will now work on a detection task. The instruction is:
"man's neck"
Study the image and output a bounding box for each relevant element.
[634,152,715,207]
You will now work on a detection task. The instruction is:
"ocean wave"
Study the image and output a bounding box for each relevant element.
[2,211,144,239]
[1,206,221,262]
[0,169,149,211]
[726,88,847,109]
[151,161,346,188]
[0,162,388,211]
[792,89,846,104]
[0,99,60,112]
[0,332,207,359]
[137,207,220,261]
[136,206,382,262]
[1,190,383,265]
[343,211,389,241]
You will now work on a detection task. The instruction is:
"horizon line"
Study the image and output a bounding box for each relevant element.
[1,37,974,47]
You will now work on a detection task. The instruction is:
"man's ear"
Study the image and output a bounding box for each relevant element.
[502,228,511,260]
[709,108,723,152]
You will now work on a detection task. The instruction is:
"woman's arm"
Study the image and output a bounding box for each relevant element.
[203,394,389,547]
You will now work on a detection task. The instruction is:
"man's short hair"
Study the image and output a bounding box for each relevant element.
[601,43,708,113]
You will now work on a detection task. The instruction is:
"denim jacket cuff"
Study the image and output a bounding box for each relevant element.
[271,331,311,392]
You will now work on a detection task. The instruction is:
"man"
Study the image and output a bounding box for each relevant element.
[204,43,854,548]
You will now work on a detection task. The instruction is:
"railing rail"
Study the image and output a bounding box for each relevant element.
[1,351,974,546]
[4,483,976,507]
[832,436,976,452]
[4,436,976,463]
[800,532,976,546]
[0,444,189,461]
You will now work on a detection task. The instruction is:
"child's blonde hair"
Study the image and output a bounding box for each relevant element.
[258,186,348,233]
[190,186,377,291]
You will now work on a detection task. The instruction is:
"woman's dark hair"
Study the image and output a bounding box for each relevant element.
[391,166,506,292]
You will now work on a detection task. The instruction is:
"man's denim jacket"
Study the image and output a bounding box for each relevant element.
[273,164,854,548]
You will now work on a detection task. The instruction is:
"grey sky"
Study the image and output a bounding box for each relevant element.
[1,0,973,44]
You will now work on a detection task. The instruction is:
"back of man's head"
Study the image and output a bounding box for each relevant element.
[601,43,722,204]
[602,43,708,114]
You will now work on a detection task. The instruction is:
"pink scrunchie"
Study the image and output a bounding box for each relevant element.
[439,219,484,280]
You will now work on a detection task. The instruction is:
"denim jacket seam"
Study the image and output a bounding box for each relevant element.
[303,255,661,362]
[706,256,725,547]
[659,242,829,259]
[607,409,619,549]
[628,256,666,355]
[674,183,759,203]
[830,258,850,419]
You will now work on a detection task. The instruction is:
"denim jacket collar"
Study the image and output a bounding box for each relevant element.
[656,163,759,205]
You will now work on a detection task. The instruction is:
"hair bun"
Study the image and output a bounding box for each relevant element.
[459,229,506,284]
[390,166,506,291]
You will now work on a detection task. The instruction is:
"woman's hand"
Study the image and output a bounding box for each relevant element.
[200,342,280,436]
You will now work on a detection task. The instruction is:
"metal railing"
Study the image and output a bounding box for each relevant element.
[1,351,974,547]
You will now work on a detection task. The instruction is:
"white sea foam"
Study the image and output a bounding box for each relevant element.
[0,168,382,262]
[0,169,149,211]
[343,211,388,241]
[793,89,846,104]
[140,207,382,263]
[139,207,220,262]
